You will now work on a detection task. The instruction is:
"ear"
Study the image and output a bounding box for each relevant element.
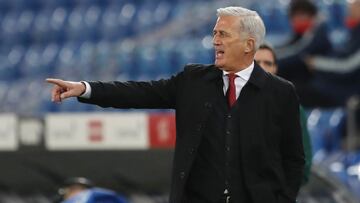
[245,38,256,53]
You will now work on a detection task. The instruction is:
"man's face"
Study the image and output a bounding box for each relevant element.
[213,16,248,72]
[348,1,360,19]
[290,12,315,34]
[254,48,277,74]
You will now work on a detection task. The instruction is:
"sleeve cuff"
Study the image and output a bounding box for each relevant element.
[79,81,91,99]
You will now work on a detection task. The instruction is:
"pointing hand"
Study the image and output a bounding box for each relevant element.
[46,78,86,103]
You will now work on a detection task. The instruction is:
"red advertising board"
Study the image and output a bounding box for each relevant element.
[149,113,176,148]
[88,120,103,142]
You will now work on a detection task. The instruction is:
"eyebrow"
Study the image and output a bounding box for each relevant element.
[213,30,230,36]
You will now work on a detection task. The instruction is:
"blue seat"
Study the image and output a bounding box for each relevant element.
[132,1,158,33]
[77,41,97,79]
[30,9,54,44]
[115,39,138,80]
[7,0,26,10]
[48,7,69,43]
[99,3,135,40]
[15,10,35,45]
[92,40,121,80]
[1,11,21,46]
[1,81,29,114]
[0,1,10,11]
[0,46,22,81]
[83,5,102,41]
[152,1,172,26]
[328,109,346,149]
[157,39,179,75]
[137,43,161,79]
[307,108,346,163]
[19,45,49,78]
[53,42,81,79]
[326,1,347,30]
[118,2,137,30]
[38,0,73,9]
[41,43,60,72]
[324,151,360,198]
[321,151,349,183]
[176,37,212,69]
[64,7,88,41]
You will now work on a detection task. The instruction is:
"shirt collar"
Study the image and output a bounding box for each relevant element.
[222,62,254,81]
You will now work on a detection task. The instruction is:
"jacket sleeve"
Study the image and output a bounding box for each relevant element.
[312,49,360,73]
[77,73,182,109]
[280,83,305,201]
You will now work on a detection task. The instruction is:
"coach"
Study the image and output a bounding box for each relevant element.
[47,6,304,203]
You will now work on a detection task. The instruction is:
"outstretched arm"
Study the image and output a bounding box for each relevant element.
[77,77,179,109]
[47,74,180,110]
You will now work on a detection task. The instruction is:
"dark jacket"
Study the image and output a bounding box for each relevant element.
[276,22,332,83]
[78,63,304,203]
[310,24,360,105]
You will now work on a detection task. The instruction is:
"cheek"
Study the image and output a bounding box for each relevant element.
[229,45,244,58]
[268,67,276,74]
[262,66,271,72]
[267,67,277,74]
[232,41,245,52]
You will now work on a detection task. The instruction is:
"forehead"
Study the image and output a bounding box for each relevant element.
[255,49,275,61]
[213,15,241,31]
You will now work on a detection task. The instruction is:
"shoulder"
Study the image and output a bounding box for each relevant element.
[179,63,220,80]
[183,63,215,73]
[267,73,296,94]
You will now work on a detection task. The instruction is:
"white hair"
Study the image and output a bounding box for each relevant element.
[217,6,266,50]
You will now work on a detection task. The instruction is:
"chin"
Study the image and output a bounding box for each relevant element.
[215,61,224,68]
[215,64,224,70]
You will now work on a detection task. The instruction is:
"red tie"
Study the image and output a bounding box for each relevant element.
[227,73,237,107]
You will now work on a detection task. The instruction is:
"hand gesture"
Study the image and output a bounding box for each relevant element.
[46,78,86,102]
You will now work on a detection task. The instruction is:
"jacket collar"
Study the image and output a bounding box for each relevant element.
[247,62,268,89]
[206,65,223,83]
[207,63,268,89]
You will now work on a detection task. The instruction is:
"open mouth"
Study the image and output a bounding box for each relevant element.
[216,50,224,58]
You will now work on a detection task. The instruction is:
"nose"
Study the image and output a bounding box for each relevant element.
[213,35,221,47]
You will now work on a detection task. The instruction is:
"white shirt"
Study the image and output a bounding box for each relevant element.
[80,62,254,99]
[222,62,254,99]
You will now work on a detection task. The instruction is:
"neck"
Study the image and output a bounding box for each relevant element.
[223,56,254,73]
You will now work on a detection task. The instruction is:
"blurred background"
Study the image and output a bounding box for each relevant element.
[0,0,359,202]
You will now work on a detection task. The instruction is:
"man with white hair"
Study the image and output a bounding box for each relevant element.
[47,6,304,203]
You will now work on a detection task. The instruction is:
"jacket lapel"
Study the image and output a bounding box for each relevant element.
[201,65,227,107]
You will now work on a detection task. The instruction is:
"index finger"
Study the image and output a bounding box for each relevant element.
[46,78,68,88]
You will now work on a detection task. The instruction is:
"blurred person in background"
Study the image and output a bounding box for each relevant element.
[276,0,333,107]
[255,43,312,185]
[57,177,128,203]
[305,0,360,106]
[47,6,304,203]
